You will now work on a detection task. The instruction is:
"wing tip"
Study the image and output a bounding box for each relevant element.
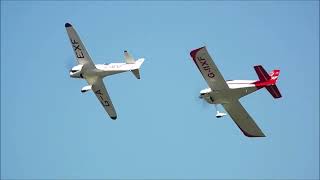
[111,116,117,120]
[65,23,72,27]
[190,46,205,59]
[242,130,266,137]
[235,121,266,137]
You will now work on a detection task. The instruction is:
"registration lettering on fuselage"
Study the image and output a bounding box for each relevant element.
[197,56,215,78]
[109,64,124,69]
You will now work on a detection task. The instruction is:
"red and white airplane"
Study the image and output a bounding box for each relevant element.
[190,46,281,137]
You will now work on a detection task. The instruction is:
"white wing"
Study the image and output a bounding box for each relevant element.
[91,78,117,120]
[222,101,265,137]
[65,23,95,69]
[190,47,229,91]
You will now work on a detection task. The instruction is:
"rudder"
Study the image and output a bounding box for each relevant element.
[124,50,135,64]
[269,70,280,81]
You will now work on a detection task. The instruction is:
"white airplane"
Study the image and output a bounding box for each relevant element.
[190,46,282,137]
[65,23,144,120]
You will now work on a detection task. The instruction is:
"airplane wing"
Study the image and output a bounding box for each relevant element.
[65,23,95,69]
[222,101,265,137]
[91,78,117,120]
[190,47,229,91]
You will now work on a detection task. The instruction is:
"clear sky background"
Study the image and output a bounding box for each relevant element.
[1,1,319,179]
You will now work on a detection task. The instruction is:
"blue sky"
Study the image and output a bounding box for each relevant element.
[1,1,319,179]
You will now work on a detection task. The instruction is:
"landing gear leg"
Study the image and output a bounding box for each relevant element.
[215,104,227,118]
[214,104,219,114]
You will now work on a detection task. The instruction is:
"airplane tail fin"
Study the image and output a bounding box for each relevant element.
[124,50,145,79]
[124,50,135,64]
[269,69,280,81]
[254,65,282,99]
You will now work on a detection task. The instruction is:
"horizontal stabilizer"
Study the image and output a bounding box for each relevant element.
[266,85,282,98]
[254,65,270,81]
[131,69,140,79]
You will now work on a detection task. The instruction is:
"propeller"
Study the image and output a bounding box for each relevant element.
[195,93,211,109]
[64,56,76,70]
[201,98,211,109]
[191,86,210,109]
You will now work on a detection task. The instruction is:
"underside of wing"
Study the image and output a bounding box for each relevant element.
[222,101,265,137]
[91,78,117,120]
[65,23,95,68]
[190,47,229,91]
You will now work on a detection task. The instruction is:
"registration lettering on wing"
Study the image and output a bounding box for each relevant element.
[70,39,85,59]
[95,90,110,107]
[197,56,215,78]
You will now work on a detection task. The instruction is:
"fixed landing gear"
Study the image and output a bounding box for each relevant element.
[215,104,227,118]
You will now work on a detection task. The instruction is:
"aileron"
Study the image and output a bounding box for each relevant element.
[222,101,265,137]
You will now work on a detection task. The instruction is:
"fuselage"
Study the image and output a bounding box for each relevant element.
[69,59,144,81]
[200,80,262,104]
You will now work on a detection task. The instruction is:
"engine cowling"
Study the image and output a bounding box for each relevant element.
[70,64,84,78]
[199,88,214,104]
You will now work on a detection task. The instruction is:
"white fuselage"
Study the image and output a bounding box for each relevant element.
[69,58,144,84]
[200,80,259,104]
